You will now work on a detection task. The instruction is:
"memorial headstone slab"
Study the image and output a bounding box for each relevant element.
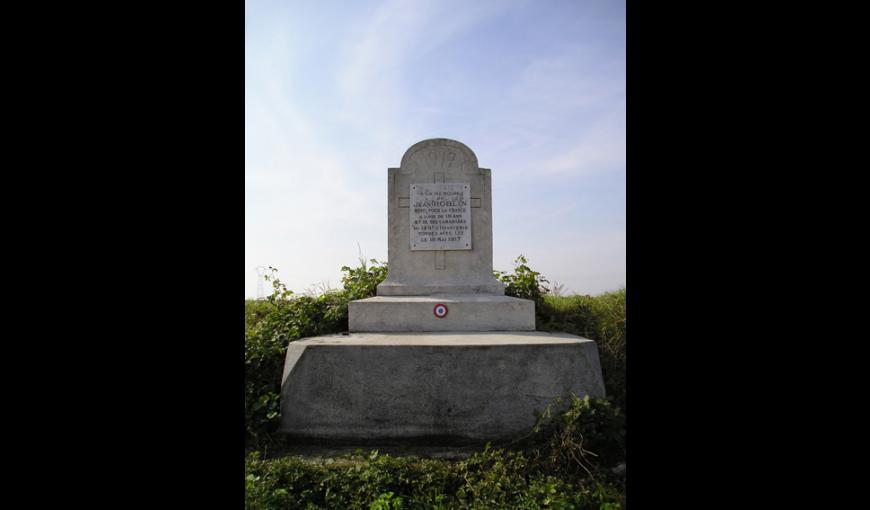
[377,138,504,296]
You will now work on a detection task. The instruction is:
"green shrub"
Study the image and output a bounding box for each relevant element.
[245,299,273,331]
[341,258,389,301]
[495,255,550,320]
[521,395,625,479]
[245,445,625,510]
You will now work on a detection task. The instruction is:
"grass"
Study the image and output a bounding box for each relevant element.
[246,442,625,510]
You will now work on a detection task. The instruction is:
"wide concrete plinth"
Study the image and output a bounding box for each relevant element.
[348,295,535,332]
[279,332,605,444]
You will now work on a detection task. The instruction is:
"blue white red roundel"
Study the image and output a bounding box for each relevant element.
[433,304,448,318]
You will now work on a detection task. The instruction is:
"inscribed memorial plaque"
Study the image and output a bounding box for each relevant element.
[409,183,471,251]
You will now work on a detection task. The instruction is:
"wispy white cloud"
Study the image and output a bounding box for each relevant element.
[538,103,625,177]
[513,44,623,104]
[245,0,625,297]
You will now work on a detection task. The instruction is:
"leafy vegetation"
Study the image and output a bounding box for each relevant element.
[494,255,550,327]
[247,448,624,509]
[245,255,626,508]
[494,255,550,305]
[246,395,626,509]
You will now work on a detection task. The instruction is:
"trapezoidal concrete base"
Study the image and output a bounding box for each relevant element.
[279,331,605,445]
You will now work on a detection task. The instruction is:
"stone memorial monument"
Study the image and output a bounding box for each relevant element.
[280,139,605,444]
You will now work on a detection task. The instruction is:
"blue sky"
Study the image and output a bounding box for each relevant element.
[245,0,625,297]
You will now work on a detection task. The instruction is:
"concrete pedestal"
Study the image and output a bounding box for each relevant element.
[279,331,605,444]
[348,295,535,332]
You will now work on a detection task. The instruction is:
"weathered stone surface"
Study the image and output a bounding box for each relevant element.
[279,332,605,444]
[349,295,535,332]
[376,139,504,296]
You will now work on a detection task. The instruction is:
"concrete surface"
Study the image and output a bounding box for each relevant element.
[279,331,606,444]
[349,294,535,332]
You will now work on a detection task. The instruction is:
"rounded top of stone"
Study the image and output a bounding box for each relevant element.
[400,138,479,173]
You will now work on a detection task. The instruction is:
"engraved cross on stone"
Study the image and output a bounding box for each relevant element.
[398,172,481,270]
